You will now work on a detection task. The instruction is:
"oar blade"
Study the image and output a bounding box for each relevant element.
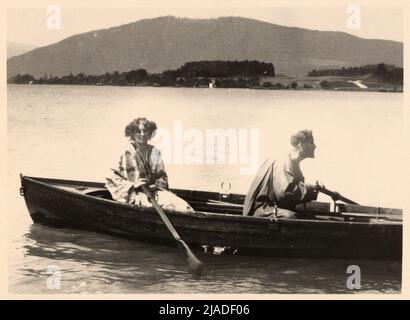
[140,184,204,275]
[187,255,203,276]
[177,240,203,275]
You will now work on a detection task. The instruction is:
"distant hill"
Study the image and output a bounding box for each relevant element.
[7,16,403,78]
[7,41,37,59]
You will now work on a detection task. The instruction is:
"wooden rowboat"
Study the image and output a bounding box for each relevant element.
[20,175,403,261]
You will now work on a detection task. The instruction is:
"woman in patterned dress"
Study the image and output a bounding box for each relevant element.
[105,117,194,213]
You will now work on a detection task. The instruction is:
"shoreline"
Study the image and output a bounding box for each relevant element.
[7,82,403,93]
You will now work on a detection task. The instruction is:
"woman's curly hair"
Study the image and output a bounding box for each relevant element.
[124,117,158,140]
[290,129,313,147]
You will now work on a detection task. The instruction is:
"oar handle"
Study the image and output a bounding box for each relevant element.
[318,185,359,205]
[140,185,203,275]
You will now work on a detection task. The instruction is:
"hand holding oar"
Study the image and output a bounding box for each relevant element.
[316,183,359,205]
[140,184,203,275]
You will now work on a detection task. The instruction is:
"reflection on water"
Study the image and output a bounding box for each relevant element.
[9,224,401,294]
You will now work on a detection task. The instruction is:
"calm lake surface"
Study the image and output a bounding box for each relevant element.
[7,84,403,294]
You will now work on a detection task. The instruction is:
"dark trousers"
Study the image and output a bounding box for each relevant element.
[253,203,299,219]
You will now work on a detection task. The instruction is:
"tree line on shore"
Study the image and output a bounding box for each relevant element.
[7,60,275,88]
[8,60,403,90]
[308,63,403,85]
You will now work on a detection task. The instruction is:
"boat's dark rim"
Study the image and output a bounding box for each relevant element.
[20,175,402,227]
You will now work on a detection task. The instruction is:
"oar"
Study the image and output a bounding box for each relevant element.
[318,185,359,205]
[140,184,203,275]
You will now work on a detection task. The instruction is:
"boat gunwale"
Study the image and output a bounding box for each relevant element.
[21,175,403,228]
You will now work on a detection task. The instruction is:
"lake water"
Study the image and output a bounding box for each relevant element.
[7,84,403,294]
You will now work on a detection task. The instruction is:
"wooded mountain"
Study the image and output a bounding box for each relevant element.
[7,16,403,78]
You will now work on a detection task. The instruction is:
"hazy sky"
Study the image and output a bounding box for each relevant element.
[7,5,403,47]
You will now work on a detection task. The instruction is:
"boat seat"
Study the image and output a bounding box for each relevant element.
[86,189,114,200]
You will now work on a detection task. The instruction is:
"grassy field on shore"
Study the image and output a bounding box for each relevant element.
[259,74,402,92]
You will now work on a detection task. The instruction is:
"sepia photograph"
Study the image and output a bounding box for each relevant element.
[6,0,404,296]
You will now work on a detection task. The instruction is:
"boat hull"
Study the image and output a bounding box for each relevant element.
[20,176,403,260]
